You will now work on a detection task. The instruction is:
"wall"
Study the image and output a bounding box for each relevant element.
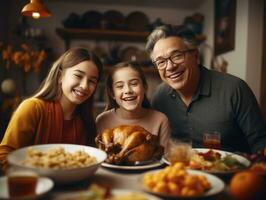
[223,0,248,80]
[196,0,214,67]
[245,0,264,101]
[197,0,249,78]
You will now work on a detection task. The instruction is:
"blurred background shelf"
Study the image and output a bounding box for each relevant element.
[56,28,150,49]
[56,28,205,50]
[103,65,157,73]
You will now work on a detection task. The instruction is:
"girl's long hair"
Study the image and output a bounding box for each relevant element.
[105,61,150,111]
[33,47,103,145]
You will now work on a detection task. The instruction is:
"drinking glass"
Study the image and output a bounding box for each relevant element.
[203,131,221,149]
[7,167,38,198]
[165,138,193,165]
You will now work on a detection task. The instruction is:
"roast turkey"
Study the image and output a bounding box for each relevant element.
[95,125,163,165]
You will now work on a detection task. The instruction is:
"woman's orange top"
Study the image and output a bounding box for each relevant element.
[0,98,88,171]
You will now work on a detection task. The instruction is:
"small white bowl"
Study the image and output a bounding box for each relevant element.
[0,176,54,200]
[7,144,107,184]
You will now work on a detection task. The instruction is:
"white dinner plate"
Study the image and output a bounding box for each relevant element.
[163,148,251,175]
[140,169,225,199]
[0,176,54,200]
[53,189,162,200]
[101,159,164,170]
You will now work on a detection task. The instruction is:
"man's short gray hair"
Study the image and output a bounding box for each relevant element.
[146,24,198,55]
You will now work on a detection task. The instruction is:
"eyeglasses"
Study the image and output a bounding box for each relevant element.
[152,49,196,70]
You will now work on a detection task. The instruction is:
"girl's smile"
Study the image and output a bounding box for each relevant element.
[72,87,88,100]
[122,95,138,101]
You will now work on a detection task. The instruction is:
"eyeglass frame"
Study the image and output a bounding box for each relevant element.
[152,49,196,70]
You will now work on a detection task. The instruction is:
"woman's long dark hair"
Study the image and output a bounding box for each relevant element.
[33,48,103,146]
[104,61,151,111]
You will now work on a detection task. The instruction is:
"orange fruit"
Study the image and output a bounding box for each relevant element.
[229,171,265,200]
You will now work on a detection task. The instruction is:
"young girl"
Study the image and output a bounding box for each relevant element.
[96,62,170,148]
[0,48,103,171]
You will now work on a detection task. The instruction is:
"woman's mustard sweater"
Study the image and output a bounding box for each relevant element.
[0,98,87,171]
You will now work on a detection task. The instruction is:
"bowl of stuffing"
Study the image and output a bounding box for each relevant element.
[7,144,107,184]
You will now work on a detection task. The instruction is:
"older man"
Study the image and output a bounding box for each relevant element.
[146,24,266,153]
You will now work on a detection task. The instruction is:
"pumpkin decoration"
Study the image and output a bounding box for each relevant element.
[229,171,265,200]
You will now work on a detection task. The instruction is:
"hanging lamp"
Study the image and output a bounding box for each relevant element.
[21,0,51,19]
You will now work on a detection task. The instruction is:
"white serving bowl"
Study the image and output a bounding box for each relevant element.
[7,144,107,184]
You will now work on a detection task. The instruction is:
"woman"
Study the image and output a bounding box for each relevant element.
[0,47,103,171]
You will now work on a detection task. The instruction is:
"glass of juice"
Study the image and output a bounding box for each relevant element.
[203,131,221,149]
[7,167,38,198]
[165,138,194,165]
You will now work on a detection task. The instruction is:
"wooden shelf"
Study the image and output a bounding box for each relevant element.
[56,28,150,49]
[103,66,156,73]
[56,27,206,50]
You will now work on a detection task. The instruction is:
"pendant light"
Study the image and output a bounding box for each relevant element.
[21,0,51,19]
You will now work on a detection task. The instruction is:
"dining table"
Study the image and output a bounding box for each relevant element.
[45,164,234,200]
